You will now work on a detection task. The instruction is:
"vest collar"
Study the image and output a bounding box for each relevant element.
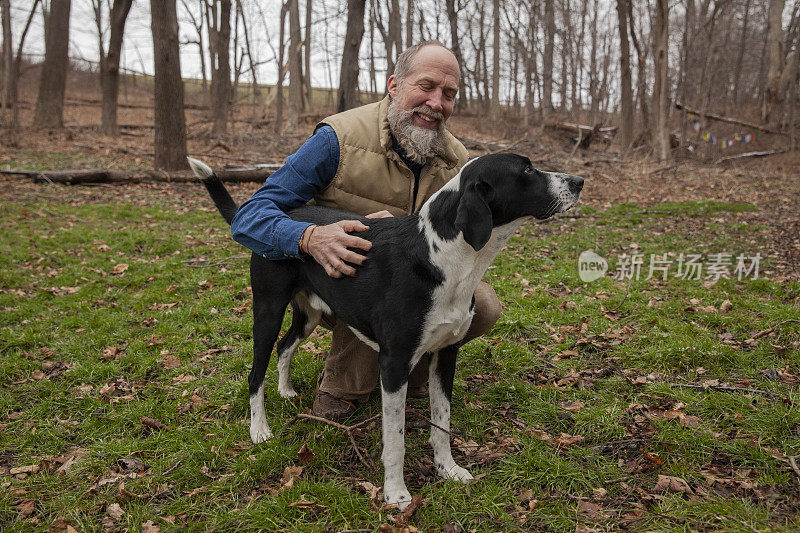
[378,95,461,171]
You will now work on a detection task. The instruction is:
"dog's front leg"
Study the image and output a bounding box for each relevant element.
[379,356,412,510]
[429,345,473,483]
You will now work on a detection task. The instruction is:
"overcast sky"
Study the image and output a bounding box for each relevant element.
[8,0,354,89]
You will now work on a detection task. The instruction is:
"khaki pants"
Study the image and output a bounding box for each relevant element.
[318,281,502,400]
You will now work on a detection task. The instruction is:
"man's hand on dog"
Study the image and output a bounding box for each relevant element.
[302,220,372,278]
[302,212,393,278]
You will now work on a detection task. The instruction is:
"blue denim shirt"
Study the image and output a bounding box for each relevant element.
[231,125,422,259]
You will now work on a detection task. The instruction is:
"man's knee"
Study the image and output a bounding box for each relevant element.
[464,282,502,342]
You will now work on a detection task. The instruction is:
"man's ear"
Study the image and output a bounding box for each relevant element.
[387,75,398,98]
[455,181,494,251]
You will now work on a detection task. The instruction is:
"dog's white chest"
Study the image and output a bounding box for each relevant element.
[419,278,476,353]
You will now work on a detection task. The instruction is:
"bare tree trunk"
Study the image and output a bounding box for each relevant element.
[524,2,537,126]
[337,0,366,112]
[181,0,208,99]
[490,0,500,114]
[651,0,671,162]
[406,0,413,48]
[369,0,377,94]
[207,0,232,136]
[275,2,287,133]
[762,0,786,124]
[98,0,133,136]
[33,0,71,129]
[6,0,39,128]
[150,0,188,170]
[287,0,303,131]
[542,0,555,116]
[733,0,751,107]
[628,0,649,135]
[304,0,313,109]
[0,0,10,121]
[237,0,260,120]
[445,0,467,113]
[616,0,633,150]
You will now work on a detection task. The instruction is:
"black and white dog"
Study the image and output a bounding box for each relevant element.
[189,154,583,509]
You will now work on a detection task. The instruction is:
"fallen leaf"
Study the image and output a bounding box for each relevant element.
[720,299,733,313]
[159,352,180,369]
[560,400,585,411]
[577,500,603,518]
[110,263,129,275]
[358,481,382,502]
[141,520,161,533]
[653,475,693,495]
[280,465,303,490]
[297,444,314,465]
[16,499,36,517]
[10,465,40,475]
[107,503,125,521]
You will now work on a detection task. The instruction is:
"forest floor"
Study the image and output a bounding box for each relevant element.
[2,73,800,531]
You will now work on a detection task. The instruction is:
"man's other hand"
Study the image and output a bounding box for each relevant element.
[303,220,371,278]
[365,210,394,219]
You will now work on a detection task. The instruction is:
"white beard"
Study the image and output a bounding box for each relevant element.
[387,97,448,165]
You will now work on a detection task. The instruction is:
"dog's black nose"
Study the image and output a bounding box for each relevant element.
[568,175,584,193]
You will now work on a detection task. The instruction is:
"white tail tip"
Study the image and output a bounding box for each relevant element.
[187,157,214,181]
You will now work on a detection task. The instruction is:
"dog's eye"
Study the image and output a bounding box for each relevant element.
[524,166,535,174]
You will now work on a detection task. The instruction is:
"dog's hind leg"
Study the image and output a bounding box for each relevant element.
[379,352,413,510]
[275,294,322,398]
[429,344,473,483]
[249,261,294,444]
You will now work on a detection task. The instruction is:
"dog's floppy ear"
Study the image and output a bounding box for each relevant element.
[455,181,494,251]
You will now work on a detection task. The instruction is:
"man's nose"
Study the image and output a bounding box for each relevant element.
[427,90,443,112]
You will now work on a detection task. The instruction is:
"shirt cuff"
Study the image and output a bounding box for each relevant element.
[277,221,314,258]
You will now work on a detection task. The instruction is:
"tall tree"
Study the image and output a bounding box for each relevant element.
[182,0,208,98]
[287,0,303,130]
[207,0,232,136]
[33,0,71,129]
[93,0,133,136]
[762,0,786,123]
[444,0,467,113]
[150,0,188,170]
[1,0,11,119]
[490,0,500,113]
[274,1,288,132]
[651,0,671,162]
[616,0,633,150]
[542,0,555,116]
[304,0,312,108]
[337,0,366,112]
[2,0,39,128]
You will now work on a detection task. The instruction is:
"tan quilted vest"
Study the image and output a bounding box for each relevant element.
[313,95,469,216]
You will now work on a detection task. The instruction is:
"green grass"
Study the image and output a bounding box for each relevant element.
[1,194,799,531]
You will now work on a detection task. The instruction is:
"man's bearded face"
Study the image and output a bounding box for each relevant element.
[387,94,447,165]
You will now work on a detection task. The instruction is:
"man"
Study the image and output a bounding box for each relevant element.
[230,41,501,419]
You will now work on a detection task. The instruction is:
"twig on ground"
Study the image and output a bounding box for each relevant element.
[162,460,183,476]
[608,280,633,313]
[788,456,800,484]
[293,413,380,469]
[182,254,250,268]
[669,380,778,399]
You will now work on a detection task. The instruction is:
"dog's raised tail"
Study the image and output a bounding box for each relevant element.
[187,157,238,225]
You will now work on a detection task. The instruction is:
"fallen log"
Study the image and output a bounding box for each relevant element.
[0,165,279,184]
[674,102,786,136]
[715,149,788,164]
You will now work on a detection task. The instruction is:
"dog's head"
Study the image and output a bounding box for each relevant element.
[455,154,583,251]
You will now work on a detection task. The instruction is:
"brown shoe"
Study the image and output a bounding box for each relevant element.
[312,390,357,420]
[408,384,428,399]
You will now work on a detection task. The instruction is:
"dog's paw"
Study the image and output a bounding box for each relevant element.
[278,386,298,399]
[249,421,273,444]
[384,483,412,510]
[438,463,474,483]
